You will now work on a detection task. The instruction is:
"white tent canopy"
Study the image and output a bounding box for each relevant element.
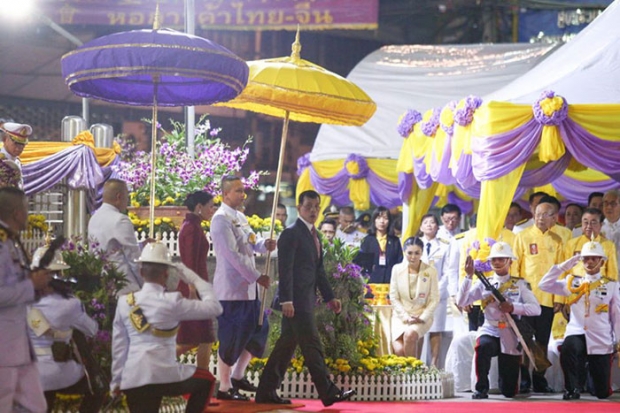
[310,42,558,162]
[485,0,620,104]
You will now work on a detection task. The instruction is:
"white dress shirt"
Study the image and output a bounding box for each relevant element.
[88,203,142,295]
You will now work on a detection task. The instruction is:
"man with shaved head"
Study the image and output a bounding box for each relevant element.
[88,179,143,295]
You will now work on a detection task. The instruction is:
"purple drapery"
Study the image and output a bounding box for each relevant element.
[399,172,413,203]
[430,134,456,185]
[553,174,620,205]
[561,119,620,182]
[413,156,434,189]
[472,119,542,181]
[23,145,106,213]
[308,161,401,208]
[448,192,473,215]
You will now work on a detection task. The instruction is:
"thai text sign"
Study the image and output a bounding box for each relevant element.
[43,0,379,30]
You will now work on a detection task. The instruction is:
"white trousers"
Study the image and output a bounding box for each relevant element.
[0,364,46,413]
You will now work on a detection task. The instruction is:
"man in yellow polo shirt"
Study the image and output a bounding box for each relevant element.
[513,199,563,393]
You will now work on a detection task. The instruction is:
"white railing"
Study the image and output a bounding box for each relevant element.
[135,230,214,257]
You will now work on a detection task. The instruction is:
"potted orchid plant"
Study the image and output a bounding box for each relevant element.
[113,115,266,208]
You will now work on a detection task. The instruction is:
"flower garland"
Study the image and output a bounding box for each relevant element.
[397,109,422,138]
[454,95,483,127]
[467,237,497,272]
[421,108,441,137]
[533,90,568,126]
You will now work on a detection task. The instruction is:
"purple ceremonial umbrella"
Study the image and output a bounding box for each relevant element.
[61,24,248,237]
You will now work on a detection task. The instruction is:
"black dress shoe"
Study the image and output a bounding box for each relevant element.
[255,391,292,405]
[323,389,357,407]
[216,389,250,401]
[231,377,258,392]
[472,391,489,399]
[534,386,555,393]
[562,390,580,400]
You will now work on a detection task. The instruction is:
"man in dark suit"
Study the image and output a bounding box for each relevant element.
[255,190,356,406]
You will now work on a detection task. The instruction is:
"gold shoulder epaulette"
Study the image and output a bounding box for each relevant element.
[455,233,466,240]
[438,237,450,244]
[516,218,529,226]
[0,228,7,242]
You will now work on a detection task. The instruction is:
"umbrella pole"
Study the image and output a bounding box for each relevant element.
[148,79,160,239]
[259,110,290,325]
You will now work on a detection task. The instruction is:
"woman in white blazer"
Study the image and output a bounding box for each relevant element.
[390,237,440,358]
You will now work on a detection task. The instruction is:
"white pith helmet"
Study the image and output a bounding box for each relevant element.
[31,246,70,271]
[488,242,516,260]
[137,242,174,265]
[580,241,606,259]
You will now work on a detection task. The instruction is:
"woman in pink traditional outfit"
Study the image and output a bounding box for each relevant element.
[176,191,218,369]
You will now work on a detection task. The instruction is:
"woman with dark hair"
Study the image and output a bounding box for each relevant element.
[177,191,218,369]
[359,206,403,283]
[389,237,439,358]
[419,213,450,368]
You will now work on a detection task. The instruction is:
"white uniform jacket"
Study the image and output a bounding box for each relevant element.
[0,220,36,368]
[111,275,222,391]
[437,225,458,242]
[335,228,365,248]
[539,265,620,355]
[422,237,450,301]
[88,203,142,295]
[28,294,98,391]
[457,273,541,355]
[210,203,268,301]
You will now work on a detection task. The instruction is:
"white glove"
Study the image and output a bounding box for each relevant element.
[172,263,216,302]
[558,254,581,272]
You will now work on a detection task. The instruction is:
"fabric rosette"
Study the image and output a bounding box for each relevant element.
[421,108,441,137]
[397,109,422,138]
[467,237,496,273]
[344,153,369,180]
[439,100,458,135]
[297,153,311,176]
[454,95,483,127]
[533,90,568,126]
[72,130,96,148]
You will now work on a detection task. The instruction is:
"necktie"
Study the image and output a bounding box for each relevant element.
[311,227,321,258]
[426,242,431,256]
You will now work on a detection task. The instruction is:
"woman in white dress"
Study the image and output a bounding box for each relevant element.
[390,237,440,358]
[419,213,450,367]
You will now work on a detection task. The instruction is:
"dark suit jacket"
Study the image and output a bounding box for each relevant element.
[275,219,335,312]
[359,233,403,284]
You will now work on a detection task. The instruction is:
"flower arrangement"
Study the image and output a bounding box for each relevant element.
[467,237,497,272]
[421,107,441,137]
[114,115,267,207]
[61,238,127,374]
[246,214,283,235]
[533,90,568,126]
[128,212,178,234]
[24,214,49,239]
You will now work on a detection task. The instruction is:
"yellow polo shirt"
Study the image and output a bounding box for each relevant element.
[514,225,563,307]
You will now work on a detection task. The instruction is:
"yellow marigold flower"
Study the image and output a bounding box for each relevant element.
[154,199,162,207]
[131,201,140,208]
[162,217,172,223]
[154,219,162,226]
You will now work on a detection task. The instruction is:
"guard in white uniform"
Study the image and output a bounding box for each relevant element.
[27,246,103,413]
[111,242,223,413]
[457,242,542,399]
[539,241,620,400]
[0,187,50,413]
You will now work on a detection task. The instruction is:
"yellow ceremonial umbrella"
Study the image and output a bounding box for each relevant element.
[217,28,376,323]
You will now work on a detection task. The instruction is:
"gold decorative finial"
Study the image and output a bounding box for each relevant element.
[591,232,595,242]
[291,25,301,62]
[153,3,161,31]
